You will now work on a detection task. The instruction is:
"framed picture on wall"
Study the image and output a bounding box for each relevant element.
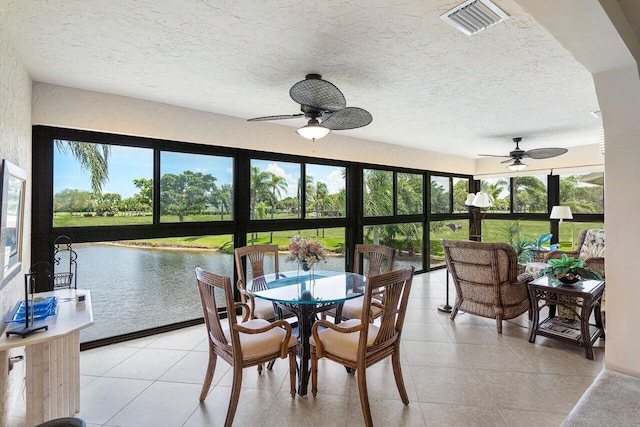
[0,159,27,289]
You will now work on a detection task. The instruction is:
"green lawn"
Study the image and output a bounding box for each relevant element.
[55,212,602,258]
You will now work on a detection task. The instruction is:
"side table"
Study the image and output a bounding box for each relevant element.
[528,276,604,360]
[0,289,94,425]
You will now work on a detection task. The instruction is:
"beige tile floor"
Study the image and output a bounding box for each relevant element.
[8,269,605,426]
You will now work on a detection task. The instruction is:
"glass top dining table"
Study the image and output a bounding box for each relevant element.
[248,269,367,396]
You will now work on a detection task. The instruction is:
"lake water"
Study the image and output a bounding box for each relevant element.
[75,244,342,342]
[75,244,420,342]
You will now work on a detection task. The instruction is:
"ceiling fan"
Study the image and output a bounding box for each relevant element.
[479,137,568,171]
[248,74,372,141]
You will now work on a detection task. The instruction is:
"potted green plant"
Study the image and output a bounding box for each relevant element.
[500,220,535,266]
[539,254,603,284]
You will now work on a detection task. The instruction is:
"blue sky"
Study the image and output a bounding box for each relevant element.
[54,143,233,198]
[251,159,345,199]
[54,141,344,199]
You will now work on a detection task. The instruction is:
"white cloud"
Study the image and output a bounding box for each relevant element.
[266,163,297,198]
[326,168,346,194]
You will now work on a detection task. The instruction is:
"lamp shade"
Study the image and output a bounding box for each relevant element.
[471,192,494,208]
[464,193,476,206]
[296,119,330,141]
[507,159,527,171]
[550,206,573,221]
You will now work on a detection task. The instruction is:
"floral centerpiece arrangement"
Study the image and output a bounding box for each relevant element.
[287,235,326,270]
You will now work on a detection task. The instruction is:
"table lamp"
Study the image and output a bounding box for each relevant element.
[550,205,574,248]
[550,206,573,222]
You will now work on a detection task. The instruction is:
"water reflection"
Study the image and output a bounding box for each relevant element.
[77,244,345,342]
[77,243,421,342]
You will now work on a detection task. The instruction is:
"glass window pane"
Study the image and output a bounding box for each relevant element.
[305,164,346,218]
[160,152,233,223]
[363,223,423,271]
[251,160,300,220]
[363,169,393,217]
[558,221,604,251]
[246,228,346,275]
[54,140,153,227]
[430,176,450,214]
[514,175,548,213]
[453,177,469,213]
[559,172,604,214]
[397,173,423,215]
[480,177,510,213]
[429,219,469,268]
[78,235,234,342]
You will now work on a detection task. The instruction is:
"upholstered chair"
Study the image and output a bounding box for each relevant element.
[442,239,532,333]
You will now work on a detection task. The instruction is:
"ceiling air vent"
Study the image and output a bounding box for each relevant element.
[441,0,509,36]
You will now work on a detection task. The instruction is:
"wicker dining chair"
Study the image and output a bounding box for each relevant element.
[234,244,281,321]
[195,267,297,427]
[442,239,532,333]
[311,267,414,427]
[325,244,395,323]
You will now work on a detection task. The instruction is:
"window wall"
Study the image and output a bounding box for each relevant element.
[560,171,604,214]
[78,235,234,342]
[363,169,393,217]
[514,175,548,213]
[160,152,233,223]
[53,140,153,226]
[36,126,605,346]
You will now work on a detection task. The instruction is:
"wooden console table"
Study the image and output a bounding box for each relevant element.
[0,289,94,425]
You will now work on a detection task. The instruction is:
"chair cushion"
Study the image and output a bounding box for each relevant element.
[340,296,383,320]
[225,319,296,360]
[252,297,276,320]
[580,229,605,259]
[310,319,378,362]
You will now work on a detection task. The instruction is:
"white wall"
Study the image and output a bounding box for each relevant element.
[517,0,640,377]
[32,83,475,175]
[0,7,33,422]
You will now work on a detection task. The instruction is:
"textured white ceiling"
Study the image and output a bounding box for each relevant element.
[1,0,602,158]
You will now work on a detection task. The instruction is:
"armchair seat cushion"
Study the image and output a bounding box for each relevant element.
[310,319,378,361]
[339,296,383,320]
[224,319,297,360]
[252,297,277,320]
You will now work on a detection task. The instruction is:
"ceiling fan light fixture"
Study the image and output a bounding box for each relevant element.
[296,119,331,141]
[507,159,527,171]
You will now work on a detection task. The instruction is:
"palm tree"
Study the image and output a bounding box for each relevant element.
[481,179,509,212]
[212,184,233,220]
[266,173,287,242]
[313,181,329,236]
[250,166,272,244]
[267,173,288,219]
[55,139,110,194]
[250,166,272,220]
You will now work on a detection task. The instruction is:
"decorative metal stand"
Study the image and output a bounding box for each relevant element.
[53,235,77,289]
[6,263,51,338]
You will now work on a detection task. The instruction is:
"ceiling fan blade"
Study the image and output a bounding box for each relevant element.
[524,147,568,159]
[321,107,372,130]
[478,154,511,158]
[247,114,304,122]
[290,76,346,112]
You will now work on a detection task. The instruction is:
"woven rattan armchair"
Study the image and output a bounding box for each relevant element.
[310,267,414,427]
[442,240,532,333]
[324,244,395,323]
[195,267,297,427]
